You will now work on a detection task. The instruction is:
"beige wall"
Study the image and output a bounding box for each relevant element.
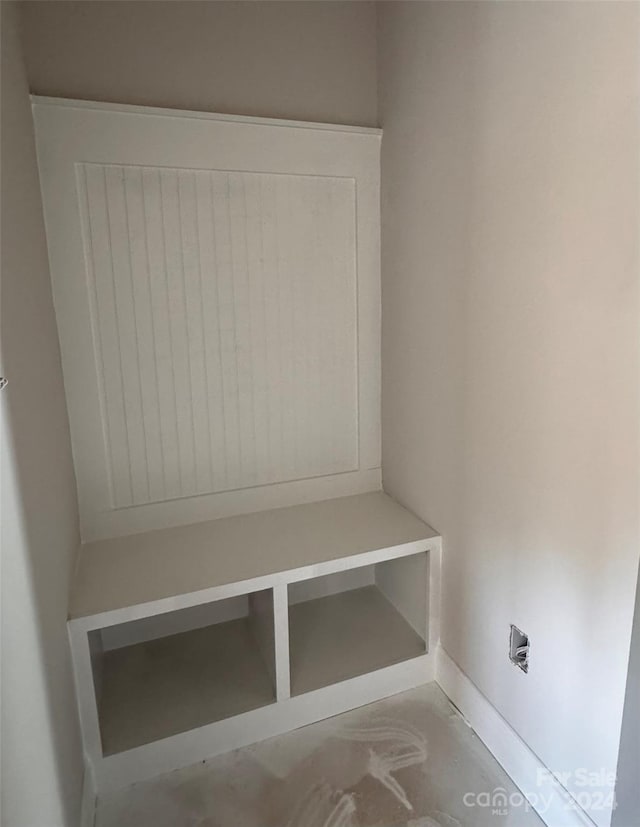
[0,3,84,825]
[378,2,639,822]
[7,1,640,822]
[20,0,378,126]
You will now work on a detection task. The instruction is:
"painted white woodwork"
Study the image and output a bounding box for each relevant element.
[272,584,291,702]
[288,566,374,605]
[67,492,441,791]
[97,616,276,756]
[69,492,435,625]
[33,98,382,541]
[80,765,96,827]
[248,589,278,692]
[102,571,375,652]
[69,621,104,769]
[76,163,358,508]
[98,657,433,792]
[436,648,596,827]
[100,596,248,651]
[376,552,429,639]
[288,586,426,696]
[31,97,383,135]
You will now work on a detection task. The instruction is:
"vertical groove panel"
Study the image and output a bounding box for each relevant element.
[177,171,214,494]
[243,175,270,485]
[195,174,227,492]
[159,170,197,495]
[140,169,182,501]
[260,175,283,480]
[275,175,296,481]
[78,163,358,507]
[122,169,166,503]
[215,173,242,491]
[83,165,133,507]
[229,174,256,484]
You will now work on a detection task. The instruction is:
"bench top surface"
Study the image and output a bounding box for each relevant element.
[70,491,437,621]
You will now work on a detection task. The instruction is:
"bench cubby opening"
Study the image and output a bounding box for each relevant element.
[288,552,429,695]
[88,591,278,755]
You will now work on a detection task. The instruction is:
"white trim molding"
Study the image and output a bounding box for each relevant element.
[30,96,383,136]
[32,98,382,541]
[79,762,96,827]
[436,646,599,827]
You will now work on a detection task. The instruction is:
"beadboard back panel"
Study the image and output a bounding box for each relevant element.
[33,99,381,540]
[78,164,358,509]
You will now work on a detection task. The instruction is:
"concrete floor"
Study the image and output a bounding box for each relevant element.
[95,683,545,827]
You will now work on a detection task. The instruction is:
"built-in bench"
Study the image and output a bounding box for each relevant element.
[68,491,441,791]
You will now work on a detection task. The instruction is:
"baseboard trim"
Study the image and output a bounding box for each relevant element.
[436,646,599,827]
[79,762,96,827]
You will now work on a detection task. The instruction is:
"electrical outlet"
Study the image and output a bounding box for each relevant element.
[509,625,529,673]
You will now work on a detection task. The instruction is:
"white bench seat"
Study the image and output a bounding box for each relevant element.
[67,491,442,792]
